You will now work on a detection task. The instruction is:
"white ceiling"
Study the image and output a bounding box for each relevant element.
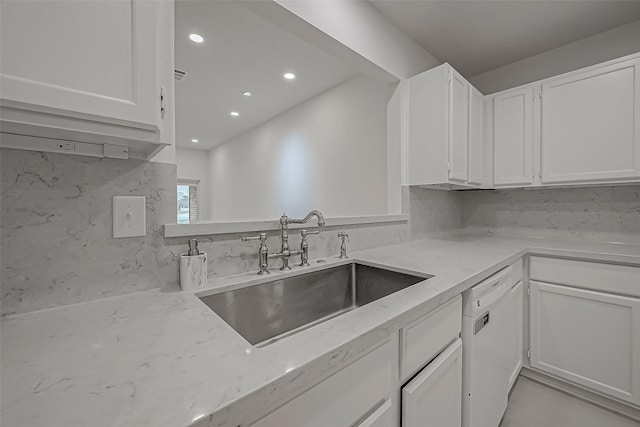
[369,1,640,78]
[175,1,359,151]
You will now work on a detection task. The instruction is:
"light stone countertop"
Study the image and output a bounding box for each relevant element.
[2,234,640,427]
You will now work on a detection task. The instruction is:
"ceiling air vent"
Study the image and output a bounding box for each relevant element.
[174,69,187,81]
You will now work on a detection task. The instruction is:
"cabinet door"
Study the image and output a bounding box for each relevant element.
[508,281,523,389]
[449,70,469,182]
[468,87,484,185]
[493,87,534,186]
[357,399,394,427]
[403,338,462,427]
[252,341,392,427]
[0,0,159,130]
[541,57,640,184]
[530,281,640,404]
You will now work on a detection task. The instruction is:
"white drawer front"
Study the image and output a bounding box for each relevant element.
[529,256,640,297]
[357,399,393,427]
[400,295,462,381]
[252,340,392,427]
[402,339,463,427]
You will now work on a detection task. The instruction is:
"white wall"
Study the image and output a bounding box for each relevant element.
[176,147,211,220]
[470,19,640,94]
[207,75,389,222]
[249,1,442,215]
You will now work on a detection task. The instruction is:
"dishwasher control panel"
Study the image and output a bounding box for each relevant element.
[474,311,490,334]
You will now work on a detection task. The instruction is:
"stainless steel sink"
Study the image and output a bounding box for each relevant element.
[198,262,431,347]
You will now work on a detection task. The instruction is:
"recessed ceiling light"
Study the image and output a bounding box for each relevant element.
[191,139,199,143]
[283,72,296,80]
[189,33,204,43]
[230,111,239,117]
[243,91,252,97]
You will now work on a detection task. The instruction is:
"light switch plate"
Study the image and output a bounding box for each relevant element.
[113,196,146,238]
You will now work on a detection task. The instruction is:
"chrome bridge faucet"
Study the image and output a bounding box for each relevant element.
[274,210,325,270]
[241,210,325,274]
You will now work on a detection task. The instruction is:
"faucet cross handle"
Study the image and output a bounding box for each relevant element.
[241,233,270,275]
[338,232,349,259]
[300,229,320,267]
[241,232,267,243]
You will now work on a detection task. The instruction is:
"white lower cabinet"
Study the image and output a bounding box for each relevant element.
[530,280,640,405]
[251,296,463,427]
[402,338,463,427]
[251,340,393,427]
[358,399,393,427]
[508,281,523,389]
[400,295,462,381]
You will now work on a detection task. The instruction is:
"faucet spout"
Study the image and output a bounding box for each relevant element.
[287,210,325,227]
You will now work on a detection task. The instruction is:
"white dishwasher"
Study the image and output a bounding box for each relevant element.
[462,267,513,427]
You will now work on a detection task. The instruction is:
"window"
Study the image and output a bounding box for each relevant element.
[177,180,199,224]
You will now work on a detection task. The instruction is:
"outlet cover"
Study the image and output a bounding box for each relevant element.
[113,196,146,238]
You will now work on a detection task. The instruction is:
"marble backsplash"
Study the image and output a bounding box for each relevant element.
[410,186,462,239]
[3,150,440,315]
[0,149,179,316]
[461,185,640,243]
[1,148,466,315]
[165,220,411,279]
[163,187,464,279]
[5,146,638,316]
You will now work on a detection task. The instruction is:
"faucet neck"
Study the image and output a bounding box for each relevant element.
[284,210,326,227]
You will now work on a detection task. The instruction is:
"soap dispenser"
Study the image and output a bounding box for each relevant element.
[180,239,208,290]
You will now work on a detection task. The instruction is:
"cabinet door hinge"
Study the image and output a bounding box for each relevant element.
[448,70,452,83]
[447,161,451,176]
[539,88,543,99]
[527,287,530,296]
[160,86,167,118]
[527,350,531,360]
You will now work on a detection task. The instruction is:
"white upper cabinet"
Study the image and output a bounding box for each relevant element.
[408,53,640,191]
[0,0,173,158]
[449,69,470,182]
[540,56,640,184]
[1,0,156,128]
[407,63,484,188]
[493,86,535,187]
[490,52,640,189]
[468,87,484,185]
